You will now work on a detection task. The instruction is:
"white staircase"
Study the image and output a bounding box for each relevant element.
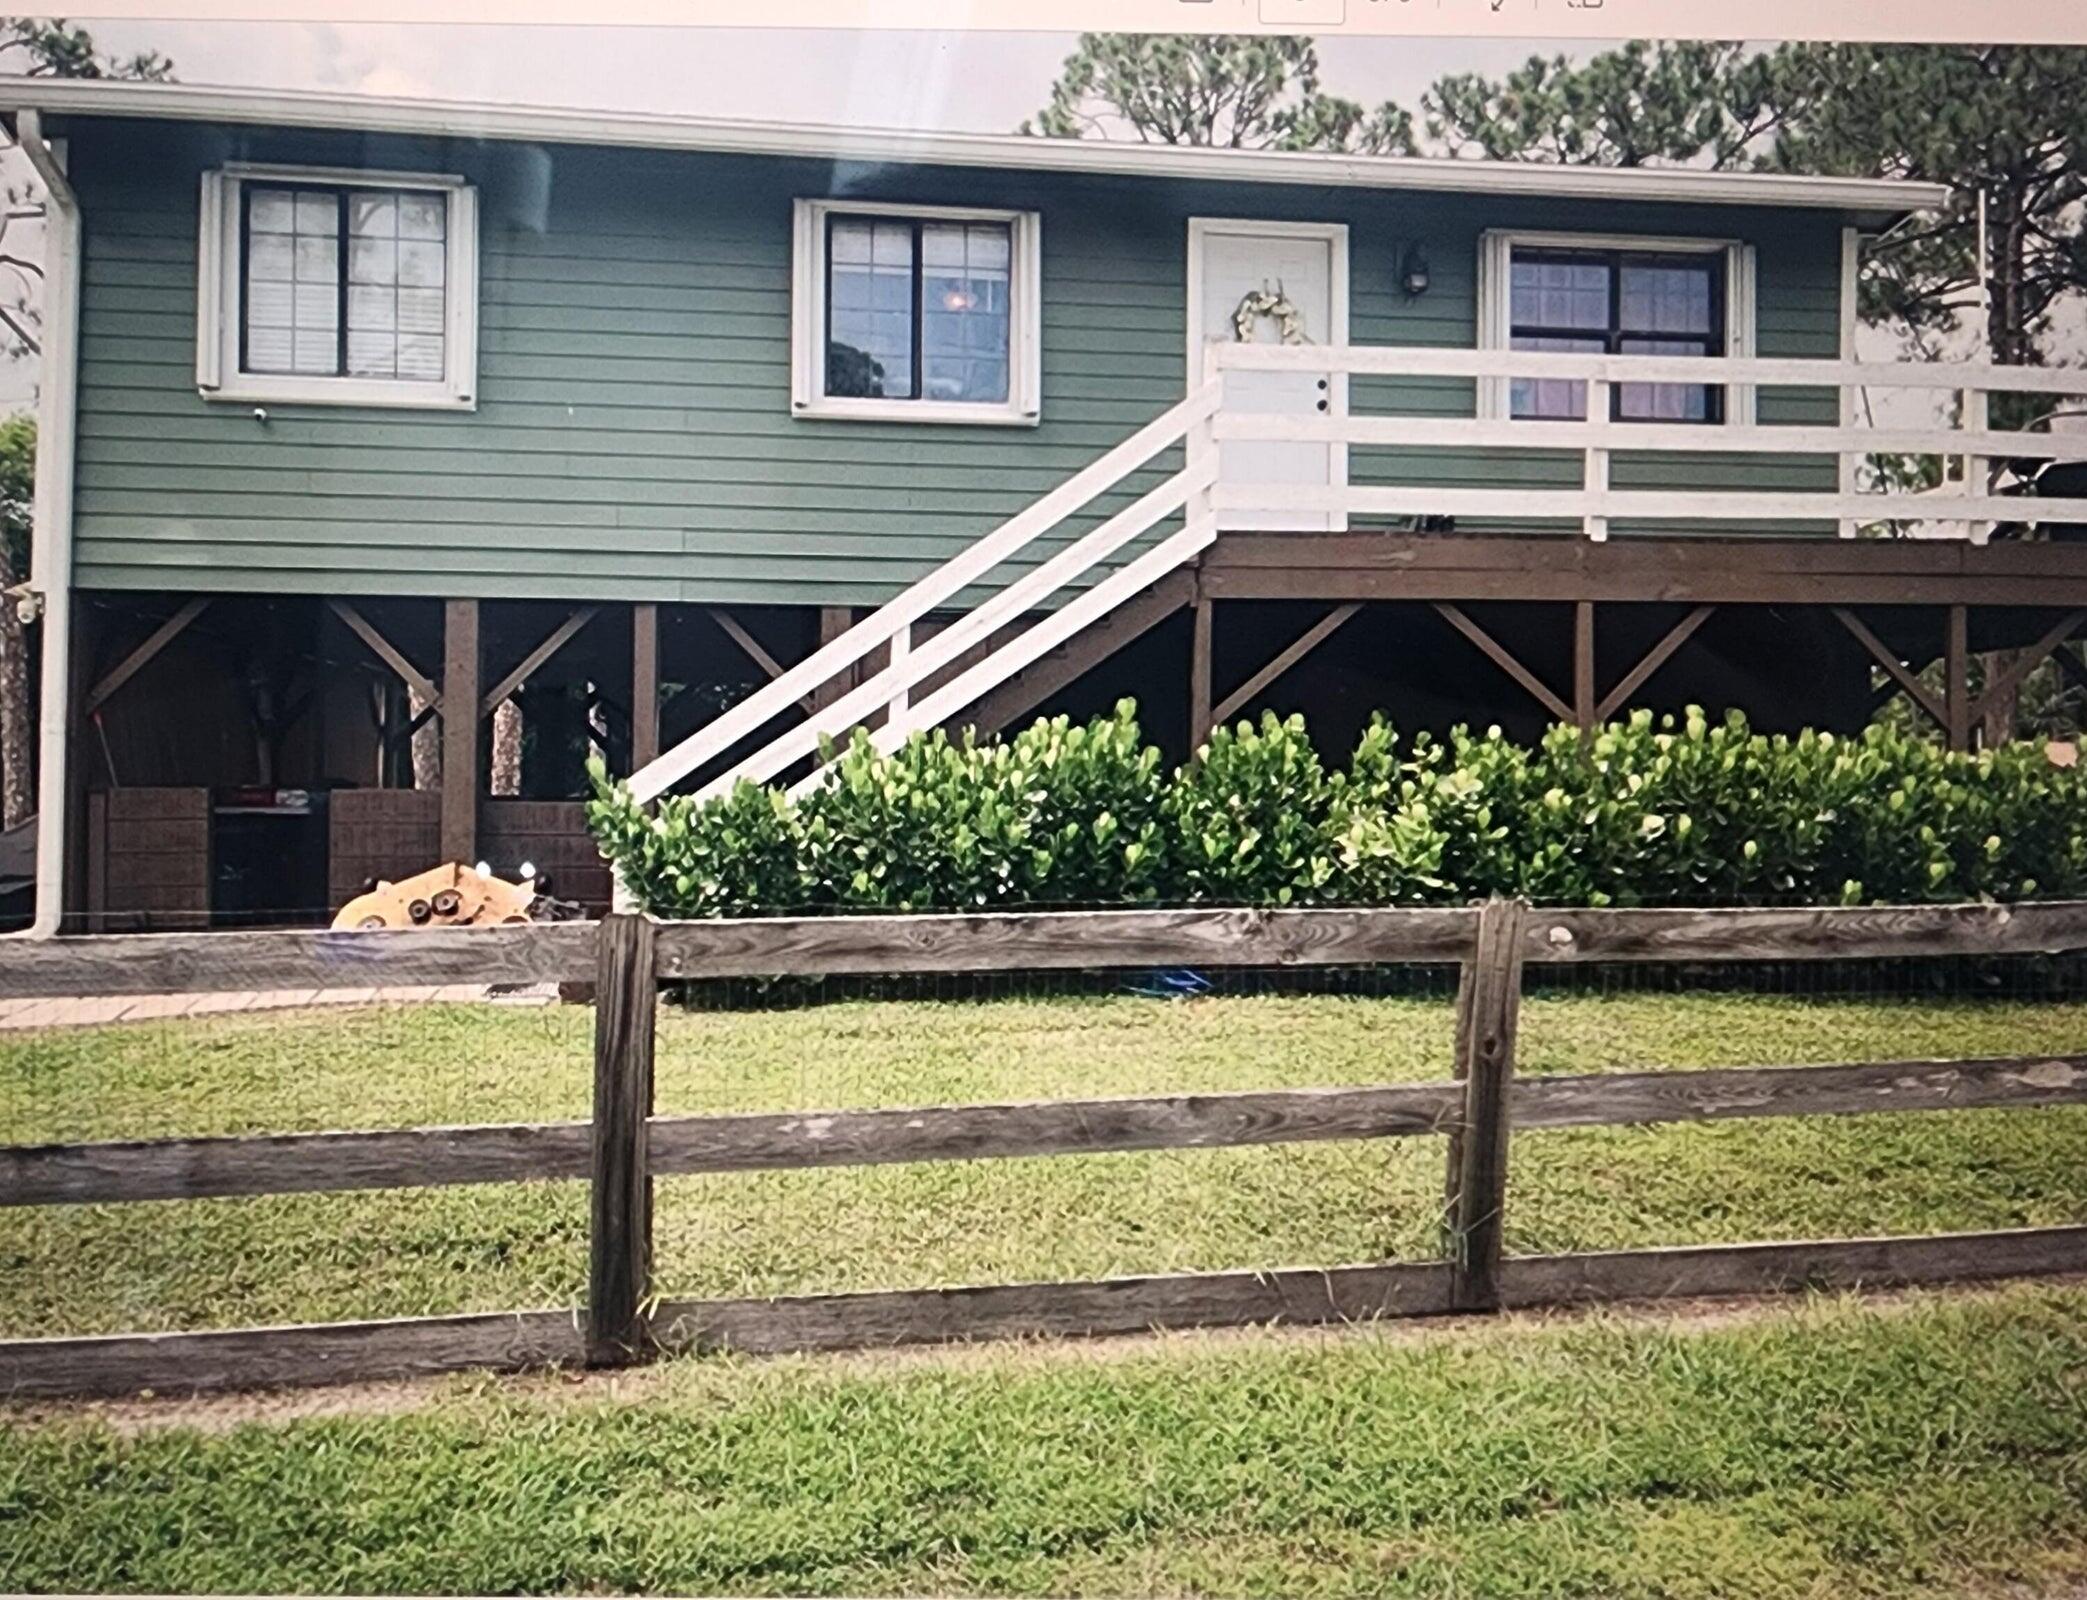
[625,378,1223,807]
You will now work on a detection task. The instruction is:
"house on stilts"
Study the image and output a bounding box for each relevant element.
[7,78,2085,929]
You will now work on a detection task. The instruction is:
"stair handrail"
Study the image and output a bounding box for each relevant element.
[627,376,1224,803]
[792,512,1221,796]
[693,455,1219,801]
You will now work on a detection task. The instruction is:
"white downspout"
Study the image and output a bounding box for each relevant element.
[17,110,80,937]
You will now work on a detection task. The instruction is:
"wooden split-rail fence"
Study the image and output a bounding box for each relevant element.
[3,898,2087,1397]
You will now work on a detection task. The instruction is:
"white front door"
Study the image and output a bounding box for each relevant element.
[1188,219,1348,533]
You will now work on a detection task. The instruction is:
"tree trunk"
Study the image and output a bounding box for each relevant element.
[409,686,440,791]
[0,541,33,829]
[489,698,522,795]
[1980,648,2021,749]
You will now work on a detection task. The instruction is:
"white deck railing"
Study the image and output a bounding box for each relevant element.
[626,347,2087,811]
[1207,343,2087,542]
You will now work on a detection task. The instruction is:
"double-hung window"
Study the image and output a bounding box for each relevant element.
[1479,231,1755,426]
[197,165,479,409]
[791,199,1041,425]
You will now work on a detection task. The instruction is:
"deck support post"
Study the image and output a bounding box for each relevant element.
[1189,595,1214,750]
[588,912,657,1366]
[631,603,659,771]
[808,606,854,714]
[1573,601,1597,731]
[440,599,480,864]
[1944,604,1972,753]
[1446,897,1526,1314]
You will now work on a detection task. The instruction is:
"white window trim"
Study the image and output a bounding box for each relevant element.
[790,197,1041,427]
[196,162,479,411]
[1477,228,1756,426]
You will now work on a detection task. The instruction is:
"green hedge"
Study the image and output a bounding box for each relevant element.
[586,702,2087,916]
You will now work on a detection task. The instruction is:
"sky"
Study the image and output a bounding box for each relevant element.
[71,21,1556,132]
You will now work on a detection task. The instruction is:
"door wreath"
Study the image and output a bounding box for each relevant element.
[1232,283,1308,345]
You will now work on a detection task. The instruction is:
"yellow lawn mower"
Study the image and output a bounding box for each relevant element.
[330,860,579,931]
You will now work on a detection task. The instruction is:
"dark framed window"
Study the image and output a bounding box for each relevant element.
[1508,247,1725,423]
[823,212,1012,406]
[240,182,449,382]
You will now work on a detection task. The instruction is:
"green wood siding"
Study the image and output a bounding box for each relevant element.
[64,118,1849,604]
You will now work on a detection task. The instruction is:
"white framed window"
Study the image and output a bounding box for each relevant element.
[196,164,479,410]
[1477,230,1756,426]
[791,198,1041,426]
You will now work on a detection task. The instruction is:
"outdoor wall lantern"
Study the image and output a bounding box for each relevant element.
[1400,243,1433,298]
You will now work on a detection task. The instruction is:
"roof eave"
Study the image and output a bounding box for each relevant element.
[0,78,1950,223]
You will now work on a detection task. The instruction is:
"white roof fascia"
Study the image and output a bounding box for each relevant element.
[0,78,1951,221]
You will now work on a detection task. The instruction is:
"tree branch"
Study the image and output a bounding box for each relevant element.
[0,304,40,356]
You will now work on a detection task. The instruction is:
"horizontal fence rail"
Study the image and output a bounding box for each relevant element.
[1525,899,2087,964]
[9,901,2084,1000]
[1206,343,2087,541]
[0,1311,588,1400]
[653,905,1483,979]
[0,1121,597,1208]
[3,898,2086,1397]
[11,1228,2083,1399]
[11,1052,2083,1210]
[0,921,599,1001]
[645,1225,2087,1361]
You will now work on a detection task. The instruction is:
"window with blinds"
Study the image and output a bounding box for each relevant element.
[198,165,476,410]
[241,184,448,382]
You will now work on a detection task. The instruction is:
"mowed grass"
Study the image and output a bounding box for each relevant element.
[5,1284,2087,1596]
[2,987,2085,1335]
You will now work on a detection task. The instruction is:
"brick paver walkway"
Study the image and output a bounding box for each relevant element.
[0,984,556,1031]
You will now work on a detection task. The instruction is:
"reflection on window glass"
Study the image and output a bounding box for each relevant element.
[1507,247,1723,422]
[921,223,1010,404]
[243,184,447,381]
[827,217,914,398]
[825,213,1013,405]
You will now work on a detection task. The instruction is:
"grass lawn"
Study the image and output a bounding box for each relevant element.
[3,1283,2086,1596]
[1,984,2084,1337]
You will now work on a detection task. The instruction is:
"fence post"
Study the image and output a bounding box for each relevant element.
[588,912,657,1366]
[1445,897,1527,1313]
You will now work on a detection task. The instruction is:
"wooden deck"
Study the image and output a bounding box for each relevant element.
[1198,533,2087,608]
